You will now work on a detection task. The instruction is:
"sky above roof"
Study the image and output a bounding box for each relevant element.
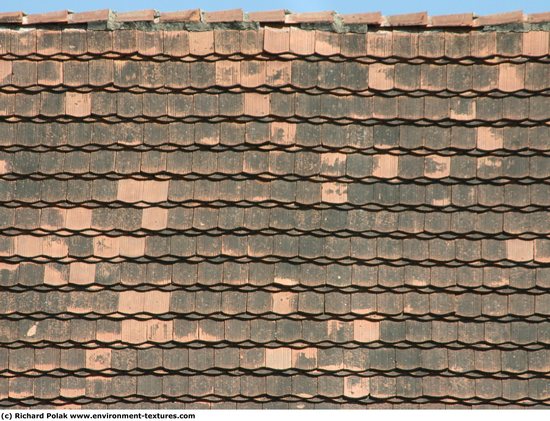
[12,0,550,15]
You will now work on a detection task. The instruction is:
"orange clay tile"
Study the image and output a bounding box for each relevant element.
[69,262,96,284]
[315,31,340,56]
[116,10,155,22]
[159,9,201,23]
[506,239,534,262]
[367,32,393,57]
[216,61,240,86]
[36,30,61,55]
[8,378,32,399]
[321,153,347,176]
[240,29,264,54]
[60,381,85,399]
[470,32,496,57]
[137,31,162,56]
[162,30,190,57]
[418,33,444,57]
[0,154,9,174]
[289,28,315,55]
[372,154,398,178]
[239,348,265,369]
[44,263,69,285]
[430,13,473,27]
[340,12,382,24]
[117,179,144,203]
[273,270,298,286]
[9,31,36,55]
[0,92,14,116]
[121,319,148,344]
[291,348,318,369]
[270,122,296,144]
[266,61,291,86]
[93,236,120,258]
[0,11,23,23]
[392,32,419,58]
[204,9,243,23]
[387,11,428,26]
[241,61,266,87]
[0,60,13,83]
[15,235,42,257]
[142,180,169,203]
[265,347,292,369]
[271,292,298,314]
[285,11,334,24]
[477,127,503,151]
[197,322,221,342]
[368,63,394,90]
[142,207,168,230]
[25,10,69,25]
[477,155,502,172]
[353,320,380,342]
[450,98,476,121]
[143,291,171,314]
[321,182,348,204]
[189,31,215,56]
[264,27,290,54]
[247,10,286,22]
[65,92,91,117]
[118,290,145,314]
[328,320,349,340]
[344,376,370,397]
[474,10,524,26]
[86,348,112,370]
[42,236,68,258]
[118,236,146,258]
[214,30,241,55]
[527,11,550,23]
[68,9,111,24]
[523,32,549,56]
[146,320,173,342]
[65,207,92,230]
[498,63,525,92]
[424,155,451,179]
[244,93,270,116]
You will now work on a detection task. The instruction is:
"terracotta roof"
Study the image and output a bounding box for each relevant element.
[0,9,550,409]
[0,8,547,27]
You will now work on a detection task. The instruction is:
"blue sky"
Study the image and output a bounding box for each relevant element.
[10,0,550,15]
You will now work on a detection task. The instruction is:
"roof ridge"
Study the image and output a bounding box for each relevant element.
[0,8,548,29]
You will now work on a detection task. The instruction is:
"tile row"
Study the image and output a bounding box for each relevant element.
[3,207,550,236]
[2,91,548,122]
[3,179,550,207]
[1,122,548,151]
[2,233,550,262]
[2,374,549,407]
[2,28,549,60]
[1,317,549,346]
[2,289,549,318]
[1,262,549,289]
[1,346,549,375]
[2,59,549,93]
[3,150,550,180]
